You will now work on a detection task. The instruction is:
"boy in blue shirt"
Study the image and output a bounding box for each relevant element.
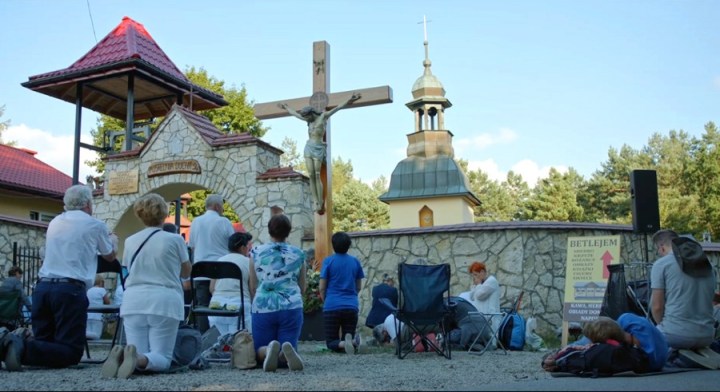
[319,232,366,354]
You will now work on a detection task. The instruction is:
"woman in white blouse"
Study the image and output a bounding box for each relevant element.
[460,261,501,349]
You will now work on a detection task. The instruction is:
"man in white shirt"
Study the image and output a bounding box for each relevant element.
[189,194,234,332]
[1,185,117,371]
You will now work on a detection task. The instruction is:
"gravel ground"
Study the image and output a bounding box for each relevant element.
[1,342,551,391]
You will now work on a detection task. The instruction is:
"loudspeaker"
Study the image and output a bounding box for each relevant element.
[630,170,660,233]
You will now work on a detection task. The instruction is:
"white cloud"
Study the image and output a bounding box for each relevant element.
[6,124,100,182]
[713,76,720,90]
[455,127,518,151]
[467,158,568,188]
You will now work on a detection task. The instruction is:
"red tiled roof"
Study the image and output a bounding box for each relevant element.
[0,144,72,197]
[29,16,187,82]
[256,167,308,181]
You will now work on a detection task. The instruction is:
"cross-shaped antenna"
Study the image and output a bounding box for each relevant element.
[417,15,432,42]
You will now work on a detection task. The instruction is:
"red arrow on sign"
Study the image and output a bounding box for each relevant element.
[601,251,614,279]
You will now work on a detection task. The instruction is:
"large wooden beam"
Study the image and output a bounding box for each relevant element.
[253,86,392,120]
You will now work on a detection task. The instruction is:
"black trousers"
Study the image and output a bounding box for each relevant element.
[192,280,211,333]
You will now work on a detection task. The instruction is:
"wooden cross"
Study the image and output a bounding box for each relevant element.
[253,41,393,265]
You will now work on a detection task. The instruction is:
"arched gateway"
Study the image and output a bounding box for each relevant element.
[93,104,314,256]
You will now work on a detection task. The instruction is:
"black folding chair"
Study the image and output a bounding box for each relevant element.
[83,256,125,364]
[189,261,246,334]
[381,261,452,359]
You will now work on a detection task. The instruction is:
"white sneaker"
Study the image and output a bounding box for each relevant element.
[281,342,304,371]
[263,340,280,372]
[344,333,356,355]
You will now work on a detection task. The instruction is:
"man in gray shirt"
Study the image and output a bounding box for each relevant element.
[650,229,716,350]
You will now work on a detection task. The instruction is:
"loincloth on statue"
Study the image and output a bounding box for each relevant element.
[304,141,327,161]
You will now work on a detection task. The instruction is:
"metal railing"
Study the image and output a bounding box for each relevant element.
[12,242,42,297]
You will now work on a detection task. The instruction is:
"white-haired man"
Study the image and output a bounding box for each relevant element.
[189,194,235,331]
[1,184,117,370]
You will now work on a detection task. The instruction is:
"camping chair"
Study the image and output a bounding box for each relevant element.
[0,290,24,331]
[189,260,246,361]
[466,310,507,356]
[82,257,125,364]
[381,261,452,359]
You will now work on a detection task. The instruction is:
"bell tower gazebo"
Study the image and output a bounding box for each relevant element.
[21,16,228,184]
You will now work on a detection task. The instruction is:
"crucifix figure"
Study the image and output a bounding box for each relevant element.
[278,92,361,214]
[254,41,392,263]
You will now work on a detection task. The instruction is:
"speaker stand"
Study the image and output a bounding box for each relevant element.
[641,234,649,263]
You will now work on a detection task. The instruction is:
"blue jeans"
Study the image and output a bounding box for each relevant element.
[252,308,303,352]
[24,281,88,367]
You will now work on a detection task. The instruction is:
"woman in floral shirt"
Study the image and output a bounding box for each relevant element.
[249,214,306,372]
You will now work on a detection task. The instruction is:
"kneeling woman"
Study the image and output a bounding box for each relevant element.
[102,193,191,378]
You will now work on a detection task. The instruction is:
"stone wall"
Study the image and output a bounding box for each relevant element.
[5,213,720,338]
[346,221,720,337]
[0,216,46,275]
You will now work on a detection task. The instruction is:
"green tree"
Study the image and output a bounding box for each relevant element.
[280,136,305,172]
[578,145,651,224]
[185,189,239,223]
[0,105,15,146]
[185,66,267,137]
[526,168,584,221]
[503,171,531,220]
[333,179,389,232]
[331,157,355,194]
[686,122,720,239]
[456,159,530,222]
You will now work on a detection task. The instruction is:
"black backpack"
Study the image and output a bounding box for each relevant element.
[555,343,650,377]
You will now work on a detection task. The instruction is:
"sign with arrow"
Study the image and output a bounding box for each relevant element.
[562,235,621,322]
[559,235,621,345]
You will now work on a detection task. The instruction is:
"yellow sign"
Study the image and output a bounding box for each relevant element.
[107,169,139,195]
[562,235,621,322]
[147,160,201,178]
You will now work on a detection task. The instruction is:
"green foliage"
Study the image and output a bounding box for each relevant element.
[185,66,268,138]
[185,189,239,223]
[526,168,584,221]
[0,105,15,146]
[333,180,390,232]
[331,157,355,194]
[280,136,305,172]
[86,66,268,172]
[303,269,322,314]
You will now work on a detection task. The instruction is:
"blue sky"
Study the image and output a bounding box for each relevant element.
[2,0,719,187]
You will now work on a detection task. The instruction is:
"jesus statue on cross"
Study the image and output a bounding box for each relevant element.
[278,91,362,214]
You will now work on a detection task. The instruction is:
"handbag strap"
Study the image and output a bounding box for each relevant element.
[129,229,162,273]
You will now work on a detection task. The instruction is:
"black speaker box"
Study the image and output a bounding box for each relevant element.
[630,170,660,233]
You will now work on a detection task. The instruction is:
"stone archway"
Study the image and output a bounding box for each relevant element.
[92,104,313,258]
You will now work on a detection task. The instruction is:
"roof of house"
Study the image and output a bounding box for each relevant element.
[0,144,72,198]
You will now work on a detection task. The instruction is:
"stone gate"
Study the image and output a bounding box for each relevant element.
[92,104,313,254]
